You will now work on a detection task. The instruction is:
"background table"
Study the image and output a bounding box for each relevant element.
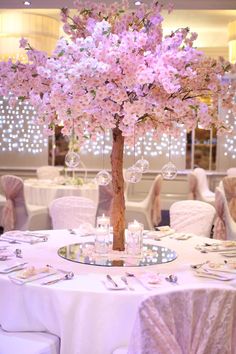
[24,179,98,207]
[0,231,235,354]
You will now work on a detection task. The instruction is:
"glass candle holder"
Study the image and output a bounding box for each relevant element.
[126,220,143,256]
[95,214,110,254]
[96,214,110,231]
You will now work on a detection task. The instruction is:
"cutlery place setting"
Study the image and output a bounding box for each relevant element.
[195,241,236,254]
[0,230,49,245]
[104,271,175,291]
[191,260,236,281]
[0,247,23,261]
[0,260,75,286]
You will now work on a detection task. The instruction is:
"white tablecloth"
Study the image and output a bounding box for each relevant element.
[24,179,98,207]
[0,231,235,354]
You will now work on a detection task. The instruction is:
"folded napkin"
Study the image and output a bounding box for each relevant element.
[134,272,162,290]
[1,231,48,244]
[9,265,57,285]
[196,242,236,253]
[194,269,235,281]
[0,261,28,274]
[170,233,193,240]
[145,227,175,239]
[0,249,15,260]
[202,262,236,274]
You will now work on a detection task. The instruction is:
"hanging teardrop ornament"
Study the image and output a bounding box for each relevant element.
[65,151,80,168]
[161,161,178,180]
[135,156,149,173]
[95,169,112,186]
[124,166,142,184]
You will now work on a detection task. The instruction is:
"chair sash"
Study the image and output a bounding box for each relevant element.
[223,177,236,222]
[1,176,24,231]
[187,173,197,200]
[151,176,162,226]
[213,189,226,240]
[96,184,113,217]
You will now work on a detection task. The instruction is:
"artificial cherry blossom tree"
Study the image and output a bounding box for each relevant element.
[0,1,235,250]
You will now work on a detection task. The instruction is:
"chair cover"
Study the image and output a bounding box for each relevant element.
[49,196,97,229]
[126,175,162,230]
[0,194,6,227]
[188,168,215,205]
[213,188,227,240]
[37,166,60,180]
[227,168,236,177]
[187,173,197,200]
[223,177,236,222]
[1,175,50,232]
[1,175,28,231]
[128,285,236,354]
[0,327,60,354]
[96,184,113,217]
[170,200,215,237]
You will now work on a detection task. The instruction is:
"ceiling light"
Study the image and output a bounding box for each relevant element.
[23,1,31,6]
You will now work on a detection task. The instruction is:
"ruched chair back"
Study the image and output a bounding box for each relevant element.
[37,166,60,180]
[0,175,50,232]
[223,176,236,222]
[127,285,236,354]
[49,196,97,229]
[188,168,215,206]
[170,200,215,237]
[1,175,28,231]
[125,175,162,230]
[214,178,236,241]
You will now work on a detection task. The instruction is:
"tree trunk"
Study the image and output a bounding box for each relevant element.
[111,127,125,251]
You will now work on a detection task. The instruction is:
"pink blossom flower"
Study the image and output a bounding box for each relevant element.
[19,38,28,49]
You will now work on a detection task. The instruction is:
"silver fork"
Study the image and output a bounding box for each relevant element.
[190,261,209,269]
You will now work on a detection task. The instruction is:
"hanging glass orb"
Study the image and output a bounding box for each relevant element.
[124,166,142,184]
[95,170,112,186]
[65,151,80,168]
[161,161,178,180]
[135,157,150,173]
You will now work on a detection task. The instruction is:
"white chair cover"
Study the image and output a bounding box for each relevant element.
[188,168,215,205]
[49,196,97,229]
[170,200,215,237]
[126,175,162,230]
[127,285,236,354]
[0,327,60,354]
[1,175,50,231]
[227,168,236,177]
[37,166,60,180]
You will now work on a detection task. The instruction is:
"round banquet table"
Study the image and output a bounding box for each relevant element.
[0,230,235,354]
[24,179,98,207]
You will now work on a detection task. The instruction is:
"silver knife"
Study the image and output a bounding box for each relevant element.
[2,262,28,272]
[106,274,118,287]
